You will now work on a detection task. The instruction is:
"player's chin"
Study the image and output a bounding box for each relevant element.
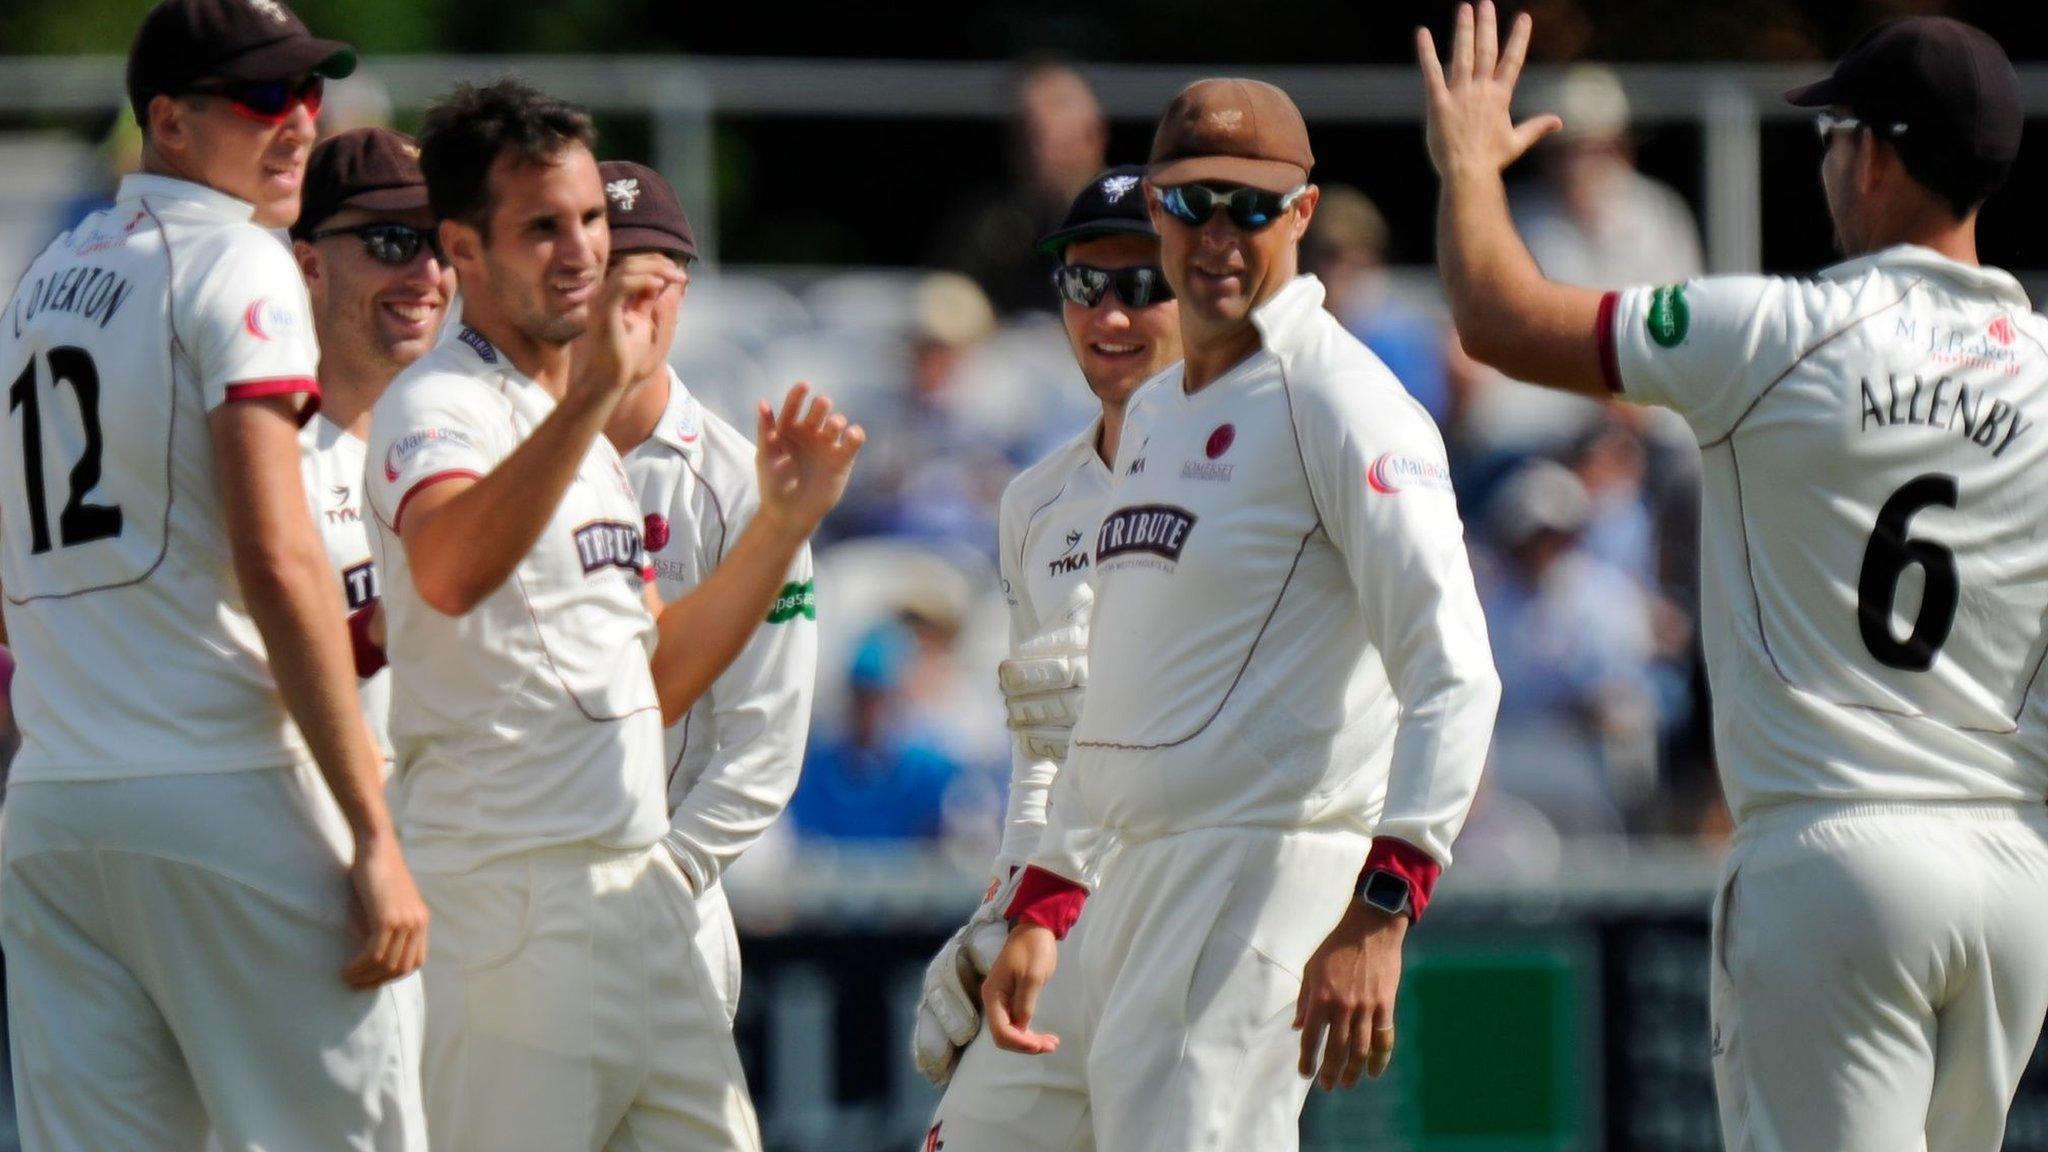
[250,189,304,231]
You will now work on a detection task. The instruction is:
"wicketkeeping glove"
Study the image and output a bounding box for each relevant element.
[912,863,1026,1087]
[998,584,1092,762]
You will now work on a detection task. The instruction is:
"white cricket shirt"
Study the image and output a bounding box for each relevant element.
[619,369,816,894]
[0,174,320,780]
[300,413,391,757]
[1030,276,1501,885]
[1601,245,2048,820]
[365,322,667,872]
[992,417,1113,868]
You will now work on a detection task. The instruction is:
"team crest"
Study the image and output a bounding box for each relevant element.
[246,0,289,23]
[1100,175,1140,202]
[605,178,643,212]
[1208,108,1245,131]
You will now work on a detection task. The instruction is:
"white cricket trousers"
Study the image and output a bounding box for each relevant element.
[416,842,760,1152]
[929,824,1364,1152]
[1712,799,2048,1152]
[0,766,426,1152]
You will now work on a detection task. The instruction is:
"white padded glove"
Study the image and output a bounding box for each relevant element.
[912,864,1026,1087]
[999,584,1093,762]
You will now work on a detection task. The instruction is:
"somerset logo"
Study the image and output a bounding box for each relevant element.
[1100,174,1140,202]
[573,519,646,577]
[644,512,671,552]
[605,178,643,212]
[1096,504,1196,563]
[1205,423,1235,459]
[1367,452,1452,495]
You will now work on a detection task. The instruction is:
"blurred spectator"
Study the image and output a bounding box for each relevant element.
[1304,184,1450,424]
[1473,459,1660,836]
[933,63,1108,313]
[319,70,395,138]
[53,111,142,232]
[839,273,1019,552]
[1463,65,1705,457]
[788,619,971,843]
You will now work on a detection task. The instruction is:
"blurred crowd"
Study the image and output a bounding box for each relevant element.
[9,60,1736,883]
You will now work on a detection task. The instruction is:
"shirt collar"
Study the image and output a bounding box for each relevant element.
[116,173,257,223]
[1818,245,2031,308]
[1249,274,1330,354]
[648,366,704,456]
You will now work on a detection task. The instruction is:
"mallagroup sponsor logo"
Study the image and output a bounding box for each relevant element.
[1096,504,1196,563]
[1367,452,1451,495]
[383,427,476,481]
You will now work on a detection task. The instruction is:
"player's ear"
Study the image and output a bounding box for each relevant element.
[146,93,187,155]
[1290,184,1321,243]
[439,218,479,269]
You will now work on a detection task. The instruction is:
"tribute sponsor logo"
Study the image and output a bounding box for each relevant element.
[1096,504,1196,563]
[573,519,647,576]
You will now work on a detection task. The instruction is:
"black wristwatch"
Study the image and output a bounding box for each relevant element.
[1356,869,1413,919]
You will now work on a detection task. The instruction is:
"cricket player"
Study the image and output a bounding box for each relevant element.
[912,164,1183,1145]
[367,79,861,1152]
[1418,6,2048,1150]
[291,126,455,753]
[981,80,1501,1151]
[0,1,428,1149]
[594,159,816,1023]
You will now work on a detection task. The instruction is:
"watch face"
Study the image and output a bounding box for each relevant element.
[1363,870,1412,914]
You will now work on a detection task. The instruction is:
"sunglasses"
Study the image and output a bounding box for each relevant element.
[1812,111,1908,143]
[309,223,444,266]
[1156,183,1308,230]
[186,75,325,125]
[1052,263,1175,309]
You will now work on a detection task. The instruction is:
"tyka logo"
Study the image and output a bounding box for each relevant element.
[1048,527,1090,577]
[1096,504,1196,563]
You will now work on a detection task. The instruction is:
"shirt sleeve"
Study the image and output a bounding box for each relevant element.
[363,375,503,533]
[178,227,320,414]
[993,481,1060,871]
[1294,374,1501,917]
[663,519,818,895]
[1600,275,1803,443]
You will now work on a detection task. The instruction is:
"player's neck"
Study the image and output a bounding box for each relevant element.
[1181,319,1263,395]
[1095,401,1126,468]
[316,354,395,440]
[1857,201,1980,267]
[604,364,671,454]
[460,299,573,396]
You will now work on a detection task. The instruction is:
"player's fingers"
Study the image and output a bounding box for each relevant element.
[821,412,850,445]
[801,393,835,435]
[1339,1006,1374,1088]
[778,382,810,432]
[1474,0,1499,78]
[1316,1003,1353,1090]
[1511,114,1567,156]
[1367,1020,1397,1080]
[1297,1002,1328,1078]
[1498,9,1535,86]
[841,423,867,453]
[1415,28,1448,98]
[1449,2,1475,86]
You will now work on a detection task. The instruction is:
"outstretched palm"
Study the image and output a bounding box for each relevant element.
[1416,2,1563,179]
[755,382,865,537]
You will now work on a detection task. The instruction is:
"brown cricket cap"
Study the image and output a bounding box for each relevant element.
[598,161,698,264]
[1786,17,2020,169]
[126,0,357,127]
[291,128,429,240]
[1148,78,1314,195]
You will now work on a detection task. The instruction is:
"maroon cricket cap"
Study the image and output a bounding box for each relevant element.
[1785,17,2020,170]
[598,161,698,263]
[126,0,356,127]
[291,128,430,240]
[1148,78,1314,194]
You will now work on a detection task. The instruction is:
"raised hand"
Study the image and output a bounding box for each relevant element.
[570,259,682,404]
[754,382,866,539]
[1416,1,1563,180]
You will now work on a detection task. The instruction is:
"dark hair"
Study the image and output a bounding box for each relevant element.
[418,78,595,231]
[1879,123,2009,219]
